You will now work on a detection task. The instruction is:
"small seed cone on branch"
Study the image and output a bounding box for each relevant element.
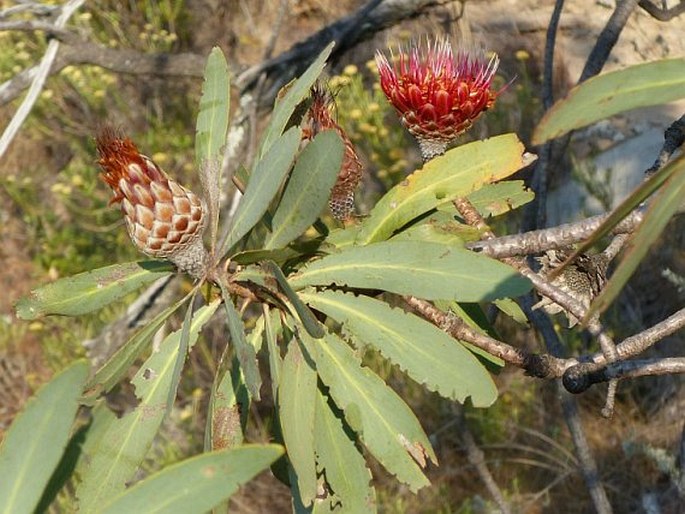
[96,127,209,279]
[303,84,363,222]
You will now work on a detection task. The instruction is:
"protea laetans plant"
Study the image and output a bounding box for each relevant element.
[375,38,501,160]
[96,127,209,279]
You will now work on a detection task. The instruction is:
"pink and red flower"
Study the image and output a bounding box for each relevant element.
[375,38,501,159]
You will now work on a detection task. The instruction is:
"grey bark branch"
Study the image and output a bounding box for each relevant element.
[0,40,205,106]
[467,211,643,258]
[638,0,685,21]
[0,0,84,161]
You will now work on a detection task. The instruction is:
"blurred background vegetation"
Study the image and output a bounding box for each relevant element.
[1,1,683,512]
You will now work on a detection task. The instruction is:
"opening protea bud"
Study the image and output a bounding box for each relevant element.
[96,127,209,279]
[375,38,501,160]
[304,84,363,222]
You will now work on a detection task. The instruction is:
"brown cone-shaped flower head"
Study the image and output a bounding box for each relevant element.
[375,38,501,160]
[304,84,363,221]
[96,127,208,278]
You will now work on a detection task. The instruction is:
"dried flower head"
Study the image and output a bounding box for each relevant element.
[375,38,501,160]
[304,84,363,221]
[96,127,208,279]
[533,249,609,327]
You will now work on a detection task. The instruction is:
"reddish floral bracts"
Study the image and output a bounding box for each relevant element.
[376,38,501,160]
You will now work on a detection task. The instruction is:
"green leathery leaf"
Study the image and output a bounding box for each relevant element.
[279,337,318,506]
[206,355,250,452]
[73,403,117,482]
[75,301,220,513]
[231,264,271,289]
[301,290,497,406]
[15,261,173,320]
[313,389,376,513]
[204,318,263,453]
[230,237,323,266]
[98,446,283,514]
[0,361,88,514]
[494,298,528,326]
[195,47,230,165]
[168,294,197,411]
[218,282,262,400]
[195,46,230,250]
[85,290,193,397]
[264,306,283,401]
[325,222,362,249]
[465,180,534,217]
[263,260,324,338]
[258,42,334,159]
[289,241,531,302]
[298,329,435,492]
[389,212,479,245]
[357,134,528,244]
[533,58,685,144]
[220,127,301,256]
[586,154,685,319]
[265,130,344,250]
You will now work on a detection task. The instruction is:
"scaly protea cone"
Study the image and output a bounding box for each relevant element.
[375,38,501,160]
[303,84,363,221]
[96,127,209,280]
[533,249,609,327]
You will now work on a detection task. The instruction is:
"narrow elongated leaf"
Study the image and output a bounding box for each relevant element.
[265,130,344,249]
[357,134,528,244]
[195,47,230,165]
[196,46,230,249]
[206,316,264,452]
[264,306,283,400]
[218,283,262,400]
[264,260,324,338]
[313,390,376,513]
[301,291,497,406]
[533,58,685,144]
[587,156,685,319]
[206,356,249,452]
[298,330,435,491]
[259,42,334,159]
[168,295,196,410]
[279,337,318,506]
[221,127,301,255]
[76,301,220,513]
[85,291,192,396]
[99,445,283,514]
[231,238,323,266]
[16,261,173,320]
[0,361,88,514]
[289,241,531,302]
[493,298,528,326]
[73,403,117,480]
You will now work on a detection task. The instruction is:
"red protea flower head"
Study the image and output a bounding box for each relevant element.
[375,37,501,160]
[304,84,363,221]
[96,127,208,279]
